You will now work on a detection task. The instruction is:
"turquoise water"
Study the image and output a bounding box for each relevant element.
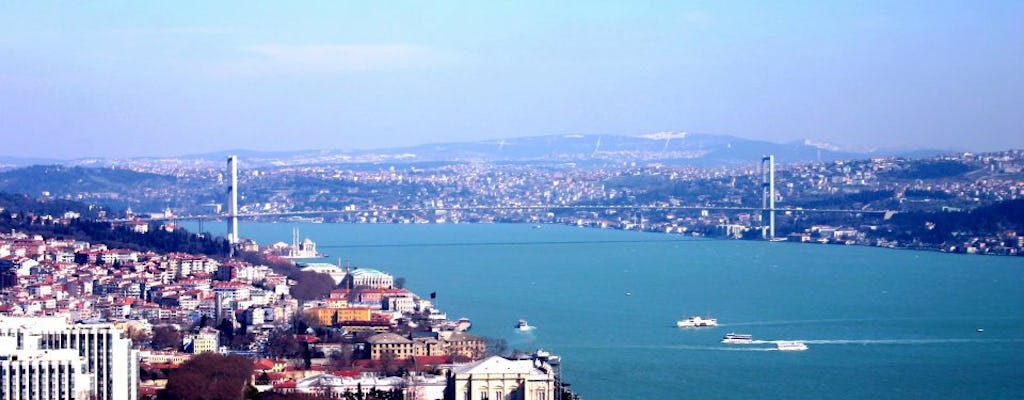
[212,222,1024,399]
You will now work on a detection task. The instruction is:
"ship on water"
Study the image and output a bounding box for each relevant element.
[677,315,718,328]
[721,333,754,344]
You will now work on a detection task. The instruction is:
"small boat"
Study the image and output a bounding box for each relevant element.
[515,319,535,331]
[677,315,718,328]
[977,328,984,333]
[721,333,754,344]
[775,341,808,351]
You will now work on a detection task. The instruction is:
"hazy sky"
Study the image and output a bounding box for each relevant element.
[1,1,1021,159]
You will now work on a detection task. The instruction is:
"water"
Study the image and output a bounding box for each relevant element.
[200,222,1024,399]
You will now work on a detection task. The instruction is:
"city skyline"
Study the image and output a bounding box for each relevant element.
[1,1,1022,159]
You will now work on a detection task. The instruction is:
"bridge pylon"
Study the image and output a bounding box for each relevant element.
[761,155,775,240]
[227,155,239,245]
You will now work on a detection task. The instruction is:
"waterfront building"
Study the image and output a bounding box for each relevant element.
[0,316,139,400]
[349,268,393,289]
[337,320,390,334]
[439,332,486,361]
[282,373,447,400]
[366,332,414,360]
[446,355,556,400]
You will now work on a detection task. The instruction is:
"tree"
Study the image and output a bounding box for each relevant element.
[290,270,336,302]
[218,318,236,343]
[266,331,302,359]
[329,348,353,370]
[393,277,406,289]
[484,336,508,357]
[255,372,271,386]
[151,326,182,351]
[159,353,254,400]
[127,325,152,347]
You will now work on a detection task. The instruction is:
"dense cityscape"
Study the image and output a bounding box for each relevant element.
[0,145,1021,398]
[0,223,573,400]
[3,148,1022,256]
[3,2,1022,399]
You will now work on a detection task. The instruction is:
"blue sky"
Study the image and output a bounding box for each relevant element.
[1,1,1021,158]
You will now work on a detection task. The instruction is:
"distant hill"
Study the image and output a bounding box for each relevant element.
[166,133,945,167]
[0,165,177,197]
[0,132,949,168]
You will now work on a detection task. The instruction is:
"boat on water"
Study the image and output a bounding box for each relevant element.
[721,333,754,344]
[775,341,808,351]
[515,319,535,331]
[676,315,718,328]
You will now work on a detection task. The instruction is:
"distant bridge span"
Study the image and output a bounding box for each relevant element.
[119,204,894,223]
[111,155,898,240]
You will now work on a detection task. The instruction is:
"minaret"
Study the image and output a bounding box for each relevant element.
[227,155,239,245]
[761,155,776,240]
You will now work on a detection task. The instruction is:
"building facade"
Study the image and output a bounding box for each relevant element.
[0,333,93,400]
[447,356,555,400]
[0,317,139,400]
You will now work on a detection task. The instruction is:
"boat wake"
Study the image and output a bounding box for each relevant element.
[798,338,1024,345]
[719,315,1024,328]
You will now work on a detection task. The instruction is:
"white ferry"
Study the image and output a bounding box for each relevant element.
[676,315,718,328]
[515,319,535,331]
[721,333,754,344]
[775,341,808,351]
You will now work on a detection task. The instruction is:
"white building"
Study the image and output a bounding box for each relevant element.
[0,317,139,400]
[288,373,446,400]
[448,356,556,400]
[0,336,92,400]
[350,268,393,289]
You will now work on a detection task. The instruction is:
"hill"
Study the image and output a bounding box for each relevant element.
[0,165,177,199]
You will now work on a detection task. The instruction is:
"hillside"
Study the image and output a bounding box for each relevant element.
[0,165,177,197]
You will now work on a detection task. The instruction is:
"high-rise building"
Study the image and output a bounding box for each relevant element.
[0,317,139,400]
[0,335,92,400]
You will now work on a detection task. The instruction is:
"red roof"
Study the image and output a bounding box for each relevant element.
[254,358,275,370]
[413,355,449,365]
[334,370,360,377]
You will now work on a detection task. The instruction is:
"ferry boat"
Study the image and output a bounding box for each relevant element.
[676,315,718,328]
[775,341,808,351]
[721,333,754,344]
[515,319,535,331]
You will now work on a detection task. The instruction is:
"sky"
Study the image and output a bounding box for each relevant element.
[0,1,1021,159]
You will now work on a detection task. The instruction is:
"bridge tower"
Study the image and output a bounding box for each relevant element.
[227,155,239,245]
[761,155,775,240]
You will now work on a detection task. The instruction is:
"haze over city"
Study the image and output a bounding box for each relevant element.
[1,1,1021,159]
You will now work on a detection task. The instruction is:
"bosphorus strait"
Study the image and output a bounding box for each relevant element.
[223,222,1024,400]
